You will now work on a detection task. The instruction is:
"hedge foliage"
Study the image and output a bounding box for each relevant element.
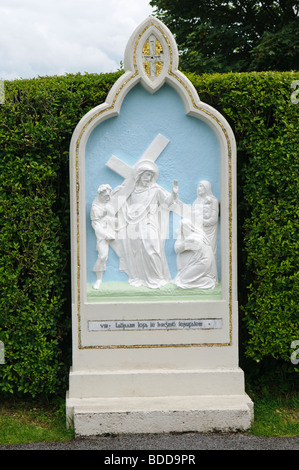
[0,70,298,397]
[188,71,299,367]
[0,72,123,396]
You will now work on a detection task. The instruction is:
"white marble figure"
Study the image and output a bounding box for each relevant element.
[90,184,115,289]
[173,219,217,289]
[90,171,219,291]
[191,180,219,278]
[113,160,178,288]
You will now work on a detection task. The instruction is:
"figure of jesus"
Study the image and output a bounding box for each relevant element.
[113,160,178,288]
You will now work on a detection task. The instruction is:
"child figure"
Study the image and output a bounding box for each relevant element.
[90,184,115,289]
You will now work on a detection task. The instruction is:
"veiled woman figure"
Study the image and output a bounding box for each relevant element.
[174,219,217,289]
[191,180,219,279]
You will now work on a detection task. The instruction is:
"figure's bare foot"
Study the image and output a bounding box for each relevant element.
[93,279,102,290]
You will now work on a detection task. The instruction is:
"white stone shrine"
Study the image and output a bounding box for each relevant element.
[66,16,253,435]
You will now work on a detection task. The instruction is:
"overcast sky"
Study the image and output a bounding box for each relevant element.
[0,0,153,81]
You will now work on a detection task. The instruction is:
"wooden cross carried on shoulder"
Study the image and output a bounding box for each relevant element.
[105,134,190,217]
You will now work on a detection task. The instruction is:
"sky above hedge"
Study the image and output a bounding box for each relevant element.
[0,0,152,81]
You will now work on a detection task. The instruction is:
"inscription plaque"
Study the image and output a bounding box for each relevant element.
[88,319,222,331]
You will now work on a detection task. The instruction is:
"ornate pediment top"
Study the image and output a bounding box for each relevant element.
[124,16,178,93]
[71,15,235,163]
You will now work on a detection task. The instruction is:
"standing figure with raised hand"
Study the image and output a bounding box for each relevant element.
[113,160,179,288]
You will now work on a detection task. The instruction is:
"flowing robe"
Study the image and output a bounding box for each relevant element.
[191,194,219,282]
[114,184,172,288]
[174,230,217,289]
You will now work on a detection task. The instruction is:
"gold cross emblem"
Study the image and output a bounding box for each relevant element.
[142,34,164,78]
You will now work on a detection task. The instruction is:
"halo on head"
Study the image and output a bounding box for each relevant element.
[134,160,159,184]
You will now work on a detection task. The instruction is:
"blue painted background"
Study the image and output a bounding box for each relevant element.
[85,84,220,284]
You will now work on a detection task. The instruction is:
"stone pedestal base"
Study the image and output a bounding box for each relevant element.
[66,368,253,436]
[67,395,253,436]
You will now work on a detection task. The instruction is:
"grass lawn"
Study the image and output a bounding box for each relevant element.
[248,392,299,437]
[0,397,74,445]
[0,392,298,445]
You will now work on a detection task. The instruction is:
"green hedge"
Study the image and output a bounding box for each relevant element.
[187,71,299,366]
[0,72,123,396]
[0,70,298,397]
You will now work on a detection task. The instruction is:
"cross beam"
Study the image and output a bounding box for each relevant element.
[142,35,164,78]
[105,134,190,217]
